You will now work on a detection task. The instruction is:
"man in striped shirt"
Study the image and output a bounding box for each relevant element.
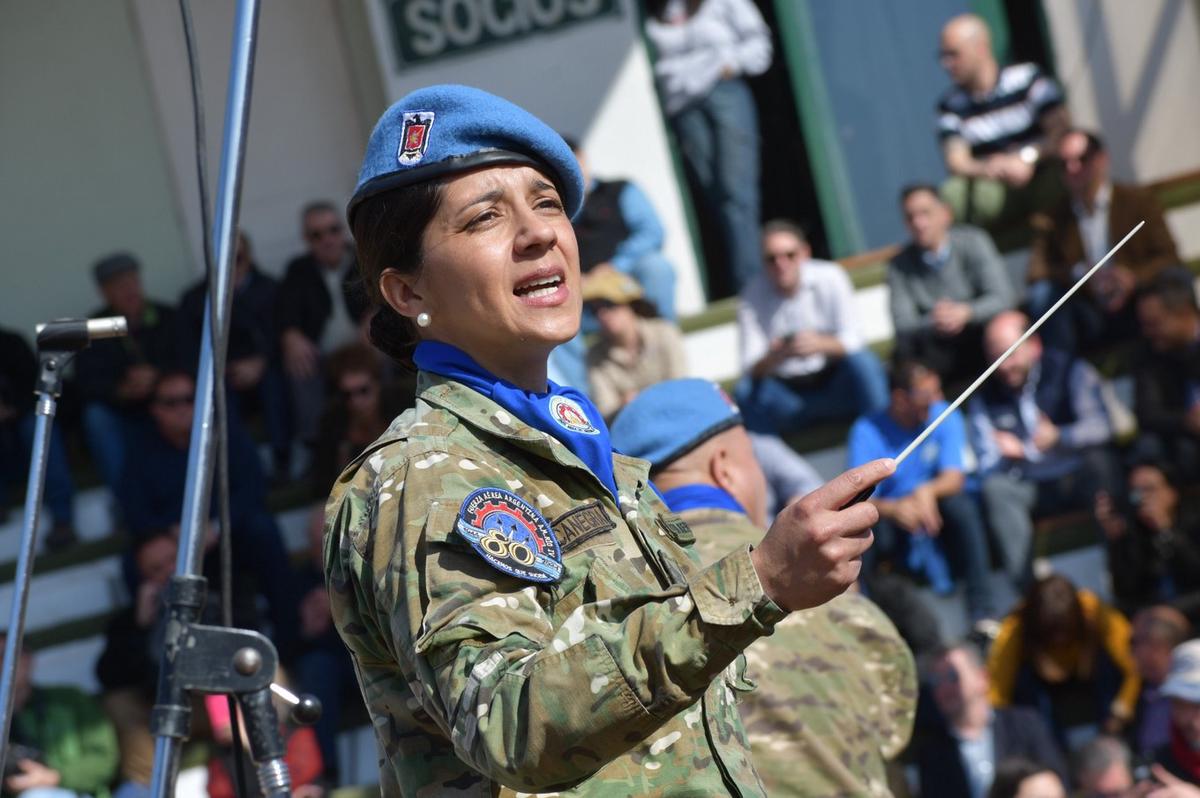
[937,14,1068,188]
[936,14,1069,248]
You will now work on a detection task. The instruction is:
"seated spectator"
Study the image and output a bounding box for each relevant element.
[1028,128,1180,357]
[988,574,1141,750]
[848,359,997,625]
[293,508,360,784]
[889,185,1014,387]
[582,271,685,420]
[0,325,76,550]
[179,231,291,478]
[117,371,298,656]
[75,252,178,491]
[936,14,1068,251]
[736,219,887,435]
[1155,639,1200,784]
[610,378,917,797]
[2,635,120,798]
[1074,735,1137,798]
[1134,270,1200,480]
[95,534,177,797]
[278,201,371,449]
[1097,464,1200,620]
[986,758,1068,798]
[1128,607,1192,759]
[568,139,677,320]
[969,310,1118,584]
[310,344,415,500]
[918,643,1067,798]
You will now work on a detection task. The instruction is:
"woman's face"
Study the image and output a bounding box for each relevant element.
[594,301,638,341]
[412,164,581,366]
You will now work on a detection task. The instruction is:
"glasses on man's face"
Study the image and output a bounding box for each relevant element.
[340,383,374,401]
[155,394,195,409]
[306,224,342,242]
[765,250,799,264]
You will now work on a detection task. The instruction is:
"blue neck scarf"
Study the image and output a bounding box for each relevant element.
[660,484,746,516]
[414,341,618,500]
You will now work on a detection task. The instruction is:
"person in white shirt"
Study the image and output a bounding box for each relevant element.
[644,0,772,291]
[734,219,887,435]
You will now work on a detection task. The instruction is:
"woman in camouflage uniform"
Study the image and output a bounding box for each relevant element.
[324,84,894,796]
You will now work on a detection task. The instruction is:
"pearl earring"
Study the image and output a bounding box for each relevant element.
[416,312,431,328]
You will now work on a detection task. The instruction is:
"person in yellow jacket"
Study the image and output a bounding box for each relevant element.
[987,573,1140,748]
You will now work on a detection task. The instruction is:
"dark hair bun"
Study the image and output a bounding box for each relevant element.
[369,306,418,370]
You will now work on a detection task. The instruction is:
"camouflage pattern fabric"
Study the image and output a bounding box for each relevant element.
[682,506,918,798]
[324,373,788,796]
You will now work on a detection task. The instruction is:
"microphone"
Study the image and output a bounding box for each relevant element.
[35,317,129,352]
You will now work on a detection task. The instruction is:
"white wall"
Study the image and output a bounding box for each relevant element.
[362,0,706,315]
[129,0,371,280]
[0,1,192,337]
[1042,0,1200,256]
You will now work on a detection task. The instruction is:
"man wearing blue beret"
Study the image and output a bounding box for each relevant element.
[612,379,917,796]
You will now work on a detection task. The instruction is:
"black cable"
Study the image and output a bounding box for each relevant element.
[177,2,249,796]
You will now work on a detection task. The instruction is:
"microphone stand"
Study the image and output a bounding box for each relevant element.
[0,318,127,765]
[148,1,304,795]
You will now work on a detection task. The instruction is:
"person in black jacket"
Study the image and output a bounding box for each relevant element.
[0,326,76,549]
[116,371,299,657]
[75,252,178,490]
[276,202,371,447]
[179,231,291,477]
[1134,269,1200,480]
[918,642,1067,798]
[1098,464,1200,624]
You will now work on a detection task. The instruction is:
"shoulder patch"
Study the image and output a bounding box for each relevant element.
[549,395,600,435]
[656,513,696,546]
[456,488,563,583]
[551,501,616,553]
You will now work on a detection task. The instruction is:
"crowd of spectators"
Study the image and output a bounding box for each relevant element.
[0,3,1196,796]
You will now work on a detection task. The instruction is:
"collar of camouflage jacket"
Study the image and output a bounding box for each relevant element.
[413,371,653,504]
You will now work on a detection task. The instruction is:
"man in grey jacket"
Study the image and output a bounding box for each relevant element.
[888,184,1014,386]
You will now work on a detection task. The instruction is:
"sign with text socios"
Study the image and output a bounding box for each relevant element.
[385,0,622,65]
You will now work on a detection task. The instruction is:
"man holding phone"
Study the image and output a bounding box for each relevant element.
[735,219,888,435]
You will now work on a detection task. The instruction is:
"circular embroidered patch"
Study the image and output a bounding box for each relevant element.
[549,395,599,435]
[455,488,563,583]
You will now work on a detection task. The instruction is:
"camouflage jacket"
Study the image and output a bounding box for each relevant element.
[324,374,788,796]
[681,506,918,798]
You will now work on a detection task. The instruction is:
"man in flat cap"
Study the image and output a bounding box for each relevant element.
[75,252,178,491]
[612,378,917,796]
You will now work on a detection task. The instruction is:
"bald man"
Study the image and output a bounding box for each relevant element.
[937,15,1069,247]
[937,14,1068,188]
[966,310,1119,583]
[612,379,917,797]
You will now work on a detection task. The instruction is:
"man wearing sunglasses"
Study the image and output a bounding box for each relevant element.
[277,201,372,449]
[735,218,888,436]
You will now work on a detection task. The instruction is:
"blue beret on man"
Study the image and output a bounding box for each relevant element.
[611,378,743,470]
[348,84,584,224]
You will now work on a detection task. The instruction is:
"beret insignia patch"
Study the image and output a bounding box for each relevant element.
[398,111,435,166]
[456,488,562,583]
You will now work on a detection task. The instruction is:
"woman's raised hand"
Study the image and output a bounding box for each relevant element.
[750,459,895,612]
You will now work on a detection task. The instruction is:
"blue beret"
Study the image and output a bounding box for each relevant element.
[348,84,583,224]
[610,379,743,470]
